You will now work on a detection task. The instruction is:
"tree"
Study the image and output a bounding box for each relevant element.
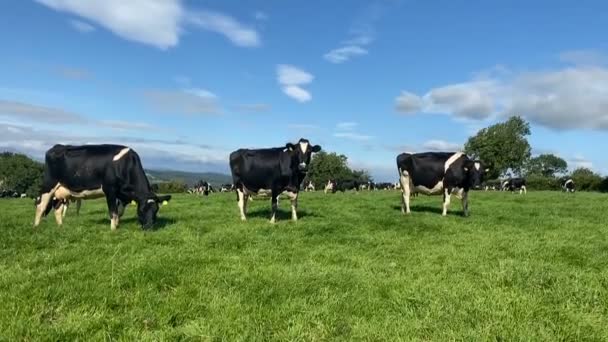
[0,152,44,197]
[525,154,568,177]
[307,151,371,188]
[464,116,531,179]
[570,167,602,191]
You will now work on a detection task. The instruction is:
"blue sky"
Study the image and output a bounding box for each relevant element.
[1,0,607,181]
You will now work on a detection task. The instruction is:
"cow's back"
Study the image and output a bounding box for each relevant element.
[44,144,130,191]
[230,148,291,191]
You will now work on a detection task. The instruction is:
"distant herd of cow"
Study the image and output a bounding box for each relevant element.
[24,139,576,230]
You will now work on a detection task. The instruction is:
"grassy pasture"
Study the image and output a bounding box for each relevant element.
[1,190,607,341]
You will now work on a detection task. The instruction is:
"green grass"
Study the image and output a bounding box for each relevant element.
[1,191,607,341]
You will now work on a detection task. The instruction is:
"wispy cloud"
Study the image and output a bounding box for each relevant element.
[336,122,358,131]
[276,65,314,103]
[570,155,593,170]
[333,132,373,141]
[0,99,88,124]
[421,140,463,152]
[234,103,271,113]
[559,49,607,66]
[36,0,260,49]
[143,88,222,115]
[186,11,260,47]
[324,46,368,64]
[253,11,268,21]
[323,2,390,64]
[69,19,95,33]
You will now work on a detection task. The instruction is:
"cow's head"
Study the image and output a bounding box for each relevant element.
[137,194,172,229]
[464,160,488,190]
[285,138,321,173]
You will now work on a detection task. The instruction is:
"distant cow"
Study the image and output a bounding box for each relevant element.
[34,144,171,230]
[502,178,527,194]
[563,179,575,193]
[304,181,316,192]
[229,138,321,223]
[397,152,487,216]
[375,182,394,190]
[219,184,234,192]
[325,179,360,193]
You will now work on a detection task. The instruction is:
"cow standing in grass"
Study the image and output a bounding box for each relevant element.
[34,144,171,230]
[563,179,575,193]
[502,178,527,194]
[229,138,321,223]
[397,152,487,217]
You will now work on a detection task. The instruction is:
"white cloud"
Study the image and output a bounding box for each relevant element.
[36,0,183,49]
[421,140,463,152]
[276,65,314,103]
[324,45,368,64]
[395,91,423,113]
[0,99,88,124]
[36,0,260,49]
[396,55,608,130]
[336,122,358,131]
[333,132,373,141]
[186,11,260,47]
[143,88,221,115]
[100,120,157,131]
[57,67,92,80]
[69,19,95,33]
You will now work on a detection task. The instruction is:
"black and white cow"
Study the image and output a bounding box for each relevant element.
[396,152,487,216]
[324,179,360,193]
[34,144,171,230]
[304,181,316,192]
[219,184,234,192]
[502,178,527,194]
[229,138,321,223]
[376,182,394,190]
[563,179,575,193]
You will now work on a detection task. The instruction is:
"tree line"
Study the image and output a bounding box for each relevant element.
[1,118,607,197]
[464,116,607,191]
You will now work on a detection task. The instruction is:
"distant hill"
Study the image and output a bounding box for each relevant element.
[145,169,231,187]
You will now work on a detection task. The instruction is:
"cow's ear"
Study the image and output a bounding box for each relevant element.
[285,143,295,151]
[312,145,321,153]
[156,194,172,206]
[463,167,469,171]
[485,168,490,172]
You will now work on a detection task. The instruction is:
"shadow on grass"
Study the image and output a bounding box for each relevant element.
[245,208,319,221]
[92,216,177,231]
[390,204,465,216]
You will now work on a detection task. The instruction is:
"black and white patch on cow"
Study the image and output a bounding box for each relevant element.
[34,144,171,230]
[397,152,487,217]
[229,138,321,223]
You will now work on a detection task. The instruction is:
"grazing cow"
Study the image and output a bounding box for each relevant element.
[563,179,575,193]
[229,138,321,223]
[375,182,394,190]
[396,152,487,216]
[34,144,171,230]
[502,178,527,194]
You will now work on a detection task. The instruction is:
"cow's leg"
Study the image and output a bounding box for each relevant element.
[34,184,58,227]
[236,188,248,221]
[104,187,119,230]
[399,169,411,214]
[522,186,527,195]
[270,190,279,224]
[62,200,69,218]
[54,201,64,226]
[442,188,452,216]
[286,191,299,221]
[75,199,82,216]
[461,190,469,217]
